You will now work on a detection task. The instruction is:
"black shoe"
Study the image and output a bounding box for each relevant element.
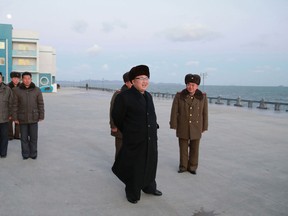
[178,169,186,173]
[23,157,29,160]
[153,190,162,196]
[30,156,37,160]
[14,137,21,140]
[1,155,7,158]
[143,189,163,196]
[127,197,138,204]
[189,170,197,175]
[9,138,13,140]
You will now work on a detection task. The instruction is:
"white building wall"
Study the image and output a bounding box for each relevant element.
[12,30,39,73]
[39,46,56,75]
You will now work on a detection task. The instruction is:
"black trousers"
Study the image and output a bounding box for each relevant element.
[0,122,9,157]
[20,123,38,158]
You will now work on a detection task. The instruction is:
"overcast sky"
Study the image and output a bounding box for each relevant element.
[1,0,288,86]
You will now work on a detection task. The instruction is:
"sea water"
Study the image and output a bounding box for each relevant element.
[147,83,288,103]
[148,84,288,111]
[60,81,288,103]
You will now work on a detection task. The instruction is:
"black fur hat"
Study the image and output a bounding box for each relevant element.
[10,71,21,78]
[129,65,150,81]
[185,74,201,85]
[122,72,130,82]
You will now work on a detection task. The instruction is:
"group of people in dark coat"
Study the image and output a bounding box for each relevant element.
[0,71,44,160]
[110,64,208,204]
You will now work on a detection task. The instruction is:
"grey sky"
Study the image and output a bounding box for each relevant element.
[1,0,288,86]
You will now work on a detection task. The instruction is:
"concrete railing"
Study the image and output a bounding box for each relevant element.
[209,96,288,111]
[77,86,288,112]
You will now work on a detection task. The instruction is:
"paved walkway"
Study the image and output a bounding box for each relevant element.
[1,87,287,216]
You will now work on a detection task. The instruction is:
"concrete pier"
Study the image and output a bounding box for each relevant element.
[1,87,287,216]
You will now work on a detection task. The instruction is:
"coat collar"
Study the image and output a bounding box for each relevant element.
[0,82,7,89]
[19,82,36,90]
[130,85,147,97]
[120,84,129,92]
[130,85,148,108]
[180,88,204,100]
[8,81,20,89]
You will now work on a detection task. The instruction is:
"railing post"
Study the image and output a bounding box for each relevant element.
[257,98,268,109]
[274,103,280,111]
[215,96,224,105]
[234,96,243,107]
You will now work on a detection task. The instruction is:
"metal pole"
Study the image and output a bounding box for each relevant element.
[200,72,207,92]
[203,73,205,92]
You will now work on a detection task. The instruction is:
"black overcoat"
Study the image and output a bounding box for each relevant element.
[111,86,158,191]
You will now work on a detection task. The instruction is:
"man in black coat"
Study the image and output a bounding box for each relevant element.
[112,65,162,204]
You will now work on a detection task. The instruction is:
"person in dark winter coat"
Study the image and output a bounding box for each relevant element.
[112,65,162,204]
[0,72,13,158]
[12,72,44,160]
[109,72,132,159]
[8,71,21,140]
[170,74,208,175]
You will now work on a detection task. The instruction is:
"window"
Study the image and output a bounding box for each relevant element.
[19,44,30,51]
[0,58,5,65]
[18,59,31,65]
[0,42,5,49]
[13,42,36,51]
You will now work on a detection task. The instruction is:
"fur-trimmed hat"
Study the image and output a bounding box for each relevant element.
[129,65,150,81]
[10,71,21,78]
[185,74,201,85]
[122,72,130,83]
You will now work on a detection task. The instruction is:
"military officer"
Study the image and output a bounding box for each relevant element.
[170,74,208,174]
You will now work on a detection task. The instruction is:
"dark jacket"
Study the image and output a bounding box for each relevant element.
[8,81,20,89]
[0,83,13,123]
[111,86,158,190]
[109,84,129,138]
[170,89,208,140]
[12,82,45,124]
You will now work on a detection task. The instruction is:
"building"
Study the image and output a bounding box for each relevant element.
[0,23,56,92]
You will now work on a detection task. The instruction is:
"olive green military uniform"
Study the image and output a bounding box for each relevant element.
[170,89,208,172]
